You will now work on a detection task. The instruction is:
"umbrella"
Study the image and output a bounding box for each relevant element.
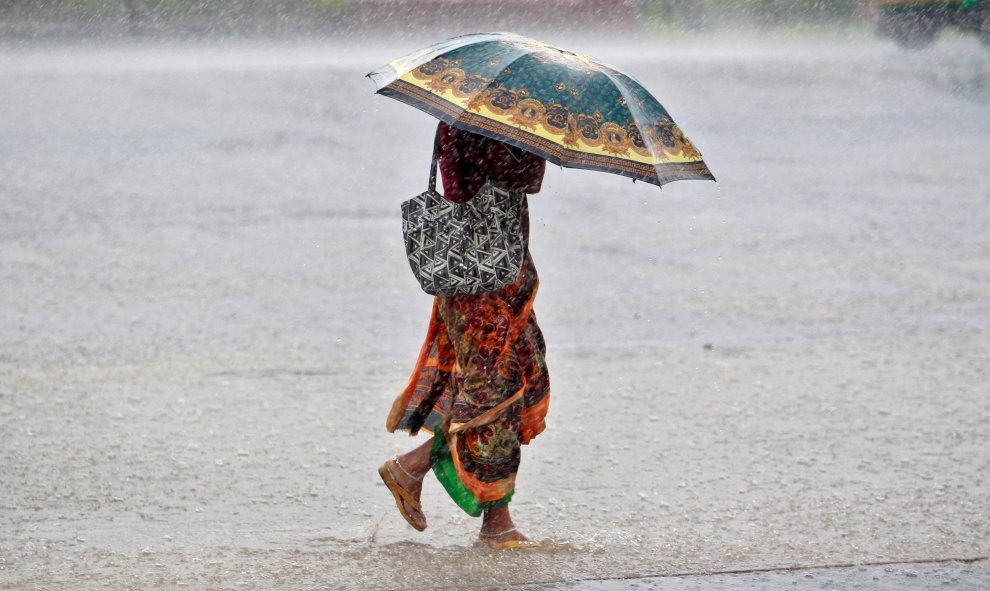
[368,32,714,188]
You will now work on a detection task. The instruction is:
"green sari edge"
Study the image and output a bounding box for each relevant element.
[430,430,513,518]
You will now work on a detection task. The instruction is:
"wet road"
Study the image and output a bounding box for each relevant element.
[533,559,990,590]
[2,36,989,589]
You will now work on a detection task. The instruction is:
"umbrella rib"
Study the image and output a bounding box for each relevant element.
[450,44,535,128]
[593,64,667,184]
[470,48,677,186]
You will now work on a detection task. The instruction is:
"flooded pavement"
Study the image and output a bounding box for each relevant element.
[531,559,990,590]
[2,36,989,589]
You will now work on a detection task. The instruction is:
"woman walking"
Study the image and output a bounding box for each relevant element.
[379,121,550,549]
[370,32,712,550]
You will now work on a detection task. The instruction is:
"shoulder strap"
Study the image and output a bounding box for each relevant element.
[428,125,442,193]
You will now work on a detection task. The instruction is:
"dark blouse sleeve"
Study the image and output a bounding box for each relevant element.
[437,122,487,203]
[437,122,546,203]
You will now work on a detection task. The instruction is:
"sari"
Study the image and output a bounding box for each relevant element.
[385,123,551,517]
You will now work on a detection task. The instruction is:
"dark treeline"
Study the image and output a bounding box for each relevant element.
[0,0,877,40]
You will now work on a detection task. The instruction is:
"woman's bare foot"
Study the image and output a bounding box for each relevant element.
[380,440,432,531]
[476,505,538,549]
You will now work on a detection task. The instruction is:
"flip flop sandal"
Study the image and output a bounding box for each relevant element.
[476,528,540,550]
[378,457,427,531]
[486,539,540,550]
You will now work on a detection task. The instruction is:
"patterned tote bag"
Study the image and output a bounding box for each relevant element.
[401,134,527,297]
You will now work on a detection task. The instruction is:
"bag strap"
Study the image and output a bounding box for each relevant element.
[428,125,442,193]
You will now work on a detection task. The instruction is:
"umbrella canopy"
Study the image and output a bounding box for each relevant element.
[368,32,714,188]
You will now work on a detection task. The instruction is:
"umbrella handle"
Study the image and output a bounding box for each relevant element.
[428,125,442,194]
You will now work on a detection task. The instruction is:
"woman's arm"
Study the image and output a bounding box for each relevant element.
[472,141,545,195]
[437,122,546,202]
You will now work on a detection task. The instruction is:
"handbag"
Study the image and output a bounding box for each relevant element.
[401,131,527,297]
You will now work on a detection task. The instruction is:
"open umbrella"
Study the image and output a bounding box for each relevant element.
[368,32,714,188]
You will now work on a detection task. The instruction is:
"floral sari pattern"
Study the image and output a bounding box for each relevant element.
[386,249,550,516]
[386,122,550,517]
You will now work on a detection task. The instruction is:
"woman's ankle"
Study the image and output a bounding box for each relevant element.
[481,506,514,532]
[396,438,433,477]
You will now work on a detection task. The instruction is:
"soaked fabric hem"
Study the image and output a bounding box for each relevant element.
[386,305,440,433]
[520,392,550,444]
[430,430,513,517]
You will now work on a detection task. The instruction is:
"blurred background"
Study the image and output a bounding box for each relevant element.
[0,1,966,40]
[3,1,989,50]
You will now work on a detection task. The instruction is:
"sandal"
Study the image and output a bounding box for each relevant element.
[378,456,427,531]
[475,527,540,550]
